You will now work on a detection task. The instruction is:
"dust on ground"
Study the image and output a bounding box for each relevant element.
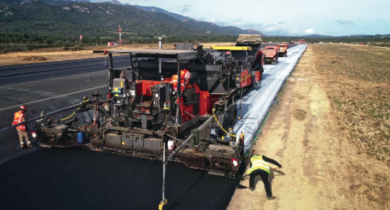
[0,42,233,66]
[227,45,390,210]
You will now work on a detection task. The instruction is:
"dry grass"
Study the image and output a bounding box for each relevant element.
[313,44,390,165]
[22,56,47,61]
[0,42,234,66]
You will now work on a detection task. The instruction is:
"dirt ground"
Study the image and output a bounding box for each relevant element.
[0,42,234,66]
[227,46,390,209]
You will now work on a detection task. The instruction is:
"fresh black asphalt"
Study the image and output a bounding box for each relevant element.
[0,55,241,210]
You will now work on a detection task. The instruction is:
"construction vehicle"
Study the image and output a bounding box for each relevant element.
[35,48,262,178]
[235,34,264,72]
[277,43,288,57]
[262,46,279,65]
[174,43,199,50]
[210,46,263,85]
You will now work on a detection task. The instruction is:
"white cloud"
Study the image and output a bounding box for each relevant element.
[304,28,315,34]
[122,0,390,35]
[210,18,216,23]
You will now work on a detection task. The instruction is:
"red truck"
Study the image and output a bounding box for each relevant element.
[277,43,288,57]
[262,46,279,65]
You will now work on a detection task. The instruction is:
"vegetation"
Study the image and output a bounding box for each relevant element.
[1,1,389,53]
[313,44,390,165]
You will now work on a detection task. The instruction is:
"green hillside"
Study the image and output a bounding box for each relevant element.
[0,1,255,39]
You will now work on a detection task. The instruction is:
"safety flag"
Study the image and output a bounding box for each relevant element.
[80,34,83,40]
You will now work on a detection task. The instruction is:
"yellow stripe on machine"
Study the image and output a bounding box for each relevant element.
[211,46,252,51]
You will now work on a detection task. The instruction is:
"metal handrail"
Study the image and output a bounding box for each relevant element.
[0,100,94,133]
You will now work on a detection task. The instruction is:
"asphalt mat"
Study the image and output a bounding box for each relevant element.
[0,149,237,210]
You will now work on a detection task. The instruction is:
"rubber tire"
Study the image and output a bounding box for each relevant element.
[284,53,287,57]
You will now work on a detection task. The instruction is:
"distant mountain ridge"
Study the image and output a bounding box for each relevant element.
[0,0,262,40]
[1,0,262,36]
[130,4,262,35]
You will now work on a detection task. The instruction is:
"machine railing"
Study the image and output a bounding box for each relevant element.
[0,100,95,134]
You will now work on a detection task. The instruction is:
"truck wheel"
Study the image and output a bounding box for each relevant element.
[284,53,287,57]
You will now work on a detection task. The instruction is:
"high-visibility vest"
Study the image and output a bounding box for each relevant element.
[12,111,26,131]
[246,155,270,174]
[172,69,191,91]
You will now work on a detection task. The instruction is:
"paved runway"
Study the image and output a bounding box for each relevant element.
[0,56,129,160]
[0,45,302,210]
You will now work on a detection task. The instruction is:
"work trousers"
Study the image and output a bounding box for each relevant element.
[249,169,272,197]
[17,130,31,146]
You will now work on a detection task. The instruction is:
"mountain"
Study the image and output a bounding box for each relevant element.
[1,0,122,5]
[0,0,262,39]
[130,4,262,35]
[0,1,250,39]
[0,0,92,5]
[131,5,197,22]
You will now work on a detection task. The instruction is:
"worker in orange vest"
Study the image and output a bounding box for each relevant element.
[12,105,32,148]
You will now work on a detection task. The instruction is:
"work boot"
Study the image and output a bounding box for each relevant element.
[20,143,25,149]
[267,196,276,200]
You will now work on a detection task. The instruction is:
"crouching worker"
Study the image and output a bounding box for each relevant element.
[244,154,282,200]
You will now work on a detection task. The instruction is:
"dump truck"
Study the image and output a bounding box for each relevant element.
[262,46,279,65]
[235,34,264,72]
[36,48,262,178]
[277,43,288,57]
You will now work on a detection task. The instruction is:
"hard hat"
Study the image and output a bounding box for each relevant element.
[20,105,26,110]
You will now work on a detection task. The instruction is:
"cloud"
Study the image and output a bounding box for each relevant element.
[240,22,263,29]
[305,28,315,34]
[334,20,355,25]
[181,4,191,13]
[233,18,243,22]
[278,22,285,25]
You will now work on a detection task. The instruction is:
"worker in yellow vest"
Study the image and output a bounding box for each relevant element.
[12,105,32,148]
[244,154,282,200]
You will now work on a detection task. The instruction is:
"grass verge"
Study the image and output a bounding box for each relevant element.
[313,44,390,165]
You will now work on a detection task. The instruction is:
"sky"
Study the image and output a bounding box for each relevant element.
[120,0,390,36]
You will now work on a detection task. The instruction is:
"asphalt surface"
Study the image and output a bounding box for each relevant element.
[0,149,237,210]
[0,56,130,160]
[0,54,238,210]
[0,45,301,210]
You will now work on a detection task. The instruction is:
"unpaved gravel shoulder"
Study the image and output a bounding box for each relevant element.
[0,42,233,67]
[227,46,390,210]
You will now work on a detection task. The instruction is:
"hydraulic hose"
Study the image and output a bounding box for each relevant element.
[212,108,236,137]
[60,99,90,121]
